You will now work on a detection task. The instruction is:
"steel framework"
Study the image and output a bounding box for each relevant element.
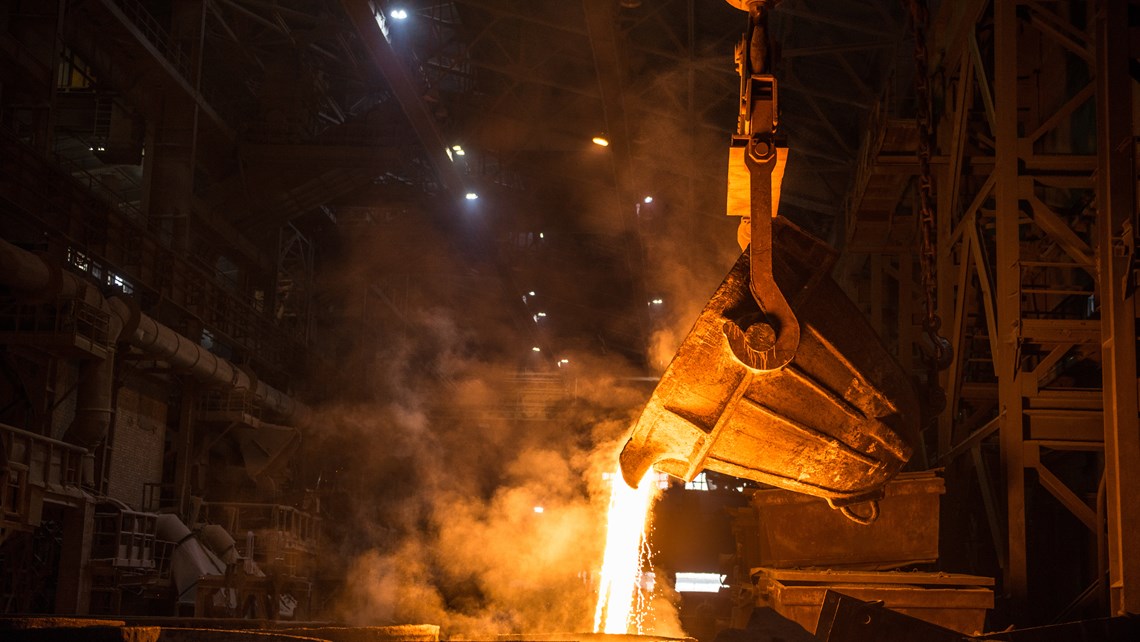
[840,0,1140,621]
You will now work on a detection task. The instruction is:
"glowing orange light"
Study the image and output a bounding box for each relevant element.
[593,468,660,634]
[592,136,610,147]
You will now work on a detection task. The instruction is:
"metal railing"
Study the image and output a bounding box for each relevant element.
[0,125,301,377]
[92,508,158,569]
[1,423,89,528]
[0,298,111,358]
[199,501,321,551]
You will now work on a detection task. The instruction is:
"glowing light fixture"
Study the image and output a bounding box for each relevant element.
[532,346,541,352]
[643,196,653,204]
[390,8,408,20]
[528,291,536,296]
[534,506,545,514]
[465,192,478,200]
[649,298,664,305]
[452,144,466,156]
[675,572,726,593]
[592,136,610,147]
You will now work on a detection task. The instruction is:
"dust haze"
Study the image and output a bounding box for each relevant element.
[304,212,695,637]
[301,29,745,638]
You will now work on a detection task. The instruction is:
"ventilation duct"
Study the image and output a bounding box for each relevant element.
[0,238,309,449]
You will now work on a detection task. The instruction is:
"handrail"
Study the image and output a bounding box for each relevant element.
[0,422,88,455]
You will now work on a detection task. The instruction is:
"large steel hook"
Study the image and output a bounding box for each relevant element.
[722,140,800,372]
[722,0,799,372]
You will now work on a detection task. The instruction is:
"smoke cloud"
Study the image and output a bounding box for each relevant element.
[303,215,691,637]
[301,22,747,635]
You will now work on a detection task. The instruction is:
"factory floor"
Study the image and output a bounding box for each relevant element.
[0,618,441,642]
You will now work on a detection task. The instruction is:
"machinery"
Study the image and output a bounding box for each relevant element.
[619,0,920,519]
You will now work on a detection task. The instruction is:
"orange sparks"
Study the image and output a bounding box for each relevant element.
[593,469,660,634]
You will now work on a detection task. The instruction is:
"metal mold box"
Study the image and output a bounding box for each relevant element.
[748,470,945,570]
[753,568,993,635]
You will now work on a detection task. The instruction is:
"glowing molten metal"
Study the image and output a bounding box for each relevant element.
[593,469,660,634]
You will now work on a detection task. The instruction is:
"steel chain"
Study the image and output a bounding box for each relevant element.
[908,0,937,333]
[905,0,952,419]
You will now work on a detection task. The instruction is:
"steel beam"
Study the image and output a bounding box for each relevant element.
[994,0,1027,605]
[937,57,973,456]
[96,0,234,141]
[775,2,897,40]
[582,0,634,201]
[1095,0,1140,616]
[341,0,467,198]
[457,0,588,37]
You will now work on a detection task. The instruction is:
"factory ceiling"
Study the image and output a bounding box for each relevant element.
[35,0,911,366]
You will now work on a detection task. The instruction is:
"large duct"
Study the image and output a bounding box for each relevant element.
[0,239,128,446]
[0,238,309,443]
[116,299,309,422]
[156,513,230,606]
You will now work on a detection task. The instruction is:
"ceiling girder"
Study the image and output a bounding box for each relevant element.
[341,0,468,198]
[582,0,635,200]
[777,0,898,40]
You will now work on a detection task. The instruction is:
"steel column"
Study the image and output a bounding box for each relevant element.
[994,0,1027,604]
[1095,0,1140,616]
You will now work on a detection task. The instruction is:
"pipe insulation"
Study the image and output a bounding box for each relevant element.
[1,238,127,446]
[121,302,308,421]
[0,238,309,436]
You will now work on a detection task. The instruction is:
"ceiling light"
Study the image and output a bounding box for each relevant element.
[534,506,545,513]
[643,196,653,204]
[532,346,541,352]
[390,8,408,20]
[592,136,610,147]
[465,192,478,200]
[528,291,536,296]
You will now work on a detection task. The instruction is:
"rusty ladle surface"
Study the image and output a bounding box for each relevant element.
[618,217,920,511]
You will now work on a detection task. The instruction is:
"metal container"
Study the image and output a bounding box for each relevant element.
[620,219,919,506]
[746,471,945,570]
[752,568,993,635]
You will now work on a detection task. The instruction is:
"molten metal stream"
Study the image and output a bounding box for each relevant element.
[593,469,660,634]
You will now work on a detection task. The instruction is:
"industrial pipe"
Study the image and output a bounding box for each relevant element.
[119,302,308,422]
[0,240,52,290]
[0,238,309,438]
[65,310,126,447]
[1,238,127,446]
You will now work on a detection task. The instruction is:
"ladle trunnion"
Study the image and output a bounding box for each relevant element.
[619,219,920,514]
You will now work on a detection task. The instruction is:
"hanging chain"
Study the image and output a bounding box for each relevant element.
[905,0,952,403]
